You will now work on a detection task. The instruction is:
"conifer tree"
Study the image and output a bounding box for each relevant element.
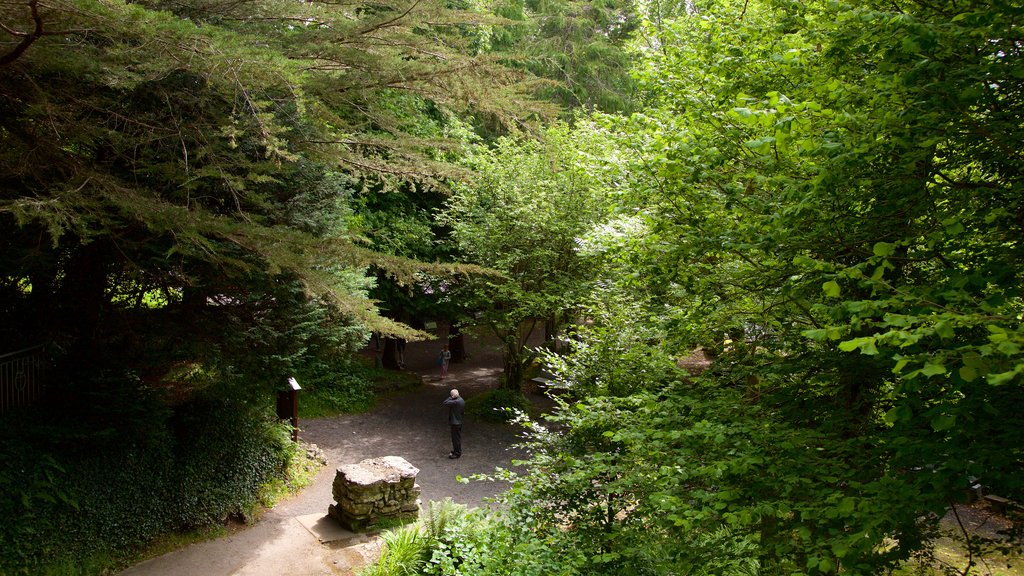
[0,0,552,382]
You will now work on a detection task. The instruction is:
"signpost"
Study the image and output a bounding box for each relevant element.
[277,376,301,442]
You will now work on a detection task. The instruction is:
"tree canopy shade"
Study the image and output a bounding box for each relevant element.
[0,0,556,379]
[412,0,1024,574]
[0,2,560,570]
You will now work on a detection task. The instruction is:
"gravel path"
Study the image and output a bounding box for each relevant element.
[120,328,548,576]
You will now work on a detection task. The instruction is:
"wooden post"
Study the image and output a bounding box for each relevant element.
[277,377,301,442]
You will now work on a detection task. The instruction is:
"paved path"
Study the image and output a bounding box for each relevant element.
[121,329,547,576]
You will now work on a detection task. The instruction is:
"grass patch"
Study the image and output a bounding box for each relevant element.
[300,359,421,419]
[258,443,326,508]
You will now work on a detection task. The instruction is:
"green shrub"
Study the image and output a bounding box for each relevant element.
[169,393,292,528]
[359,499,487,576]
[0,447,78,574]
[0,372,301,575]
[465,389,530,423]
[359,525,428,576]
[298,370,376,417]
[420,500,489,576]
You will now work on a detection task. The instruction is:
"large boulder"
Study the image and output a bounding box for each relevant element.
[328,456,421,532]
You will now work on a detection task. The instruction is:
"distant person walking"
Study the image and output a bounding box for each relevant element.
[438,344,451,379]
[443,388,464,459]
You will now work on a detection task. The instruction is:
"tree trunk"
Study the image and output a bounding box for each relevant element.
[58,242,110,366]
[381,338,400,369]
[501,334,524,391]
[449,324,465,363]
[544,316,556,348]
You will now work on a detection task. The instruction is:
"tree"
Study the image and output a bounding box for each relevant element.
[0,0,554,382]
[441,123,619,389]
[0,1,561,570]
[424,0,1024,573]
[594,0,1024,570]
[483,0,639,115]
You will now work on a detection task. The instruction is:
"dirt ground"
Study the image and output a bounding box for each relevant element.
[116,327,1019,576]
[120,326,549,576]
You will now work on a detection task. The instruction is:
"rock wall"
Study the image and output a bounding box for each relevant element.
[328,456,421,532]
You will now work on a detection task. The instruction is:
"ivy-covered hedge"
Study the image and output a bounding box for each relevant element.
[0,374,296,575]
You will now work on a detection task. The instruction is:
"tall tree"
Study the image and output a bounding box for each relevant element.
[484,0,639,115]
[441,123,619,388]
[423,0,1024,573]
[594,0,1024,570]
[0,0,553,382]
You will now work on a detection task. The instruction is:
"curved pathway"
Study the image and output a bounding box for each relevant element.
[121,330,546,576]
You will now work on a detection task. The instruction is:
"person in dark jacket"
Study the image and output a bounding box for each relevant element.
[443,388,465,459]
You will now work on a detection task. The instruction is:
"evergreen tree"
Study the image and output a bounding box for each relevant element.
[0,0,553,382]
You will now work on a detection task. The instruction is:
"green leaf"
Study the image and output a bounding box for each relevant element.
[861,339,879,355]
[883,404,912,425]
[931,414,956,431]
[822,280,841,298]
[745,136,776,154]
[893,357,910,374]
[921,362,946,377]
[873,242,895,257]
[997,340,1020,356]
[832,540,850,558]
[838,338,860,352]
[958,365,977,382]
[803,328,828,341]
[934,321,954,340]
[945,220,965,235]
[988,370,1018,385]
[839,336,877,355]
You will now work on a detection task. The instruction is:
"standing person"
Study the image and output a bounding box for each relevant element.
[396,338,406,369]
[438,344,451,379]
[443,389,465,459]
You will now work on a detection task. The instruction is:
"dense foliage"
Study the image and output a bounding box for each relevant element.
[3,0,1023,572]
[0,376,298,573]
[383,0,1024,574]
[442,124,620,387]
[0,0,550,572]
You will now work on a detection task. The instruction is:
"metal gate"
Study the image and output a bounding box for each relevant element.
[0,344,47,415]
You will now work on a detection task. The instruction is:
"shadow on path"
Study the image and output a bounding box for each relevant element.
[120,328,548,576]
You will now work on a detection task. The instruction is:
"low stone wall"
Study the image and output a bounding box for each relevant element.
[328,456,421,532]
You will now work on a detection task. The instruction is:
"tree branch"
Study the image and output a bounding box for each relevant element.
[1,0,84,67]
[1,0,45,67]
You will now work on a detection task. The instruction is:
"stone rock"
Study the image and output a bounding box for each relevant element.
[329,456,421,533]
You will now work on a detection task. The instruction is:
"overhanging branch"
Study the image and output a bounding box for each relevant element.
[1,0,84,67]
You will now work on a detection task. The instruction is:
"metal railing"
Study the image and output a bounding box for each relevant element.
[0,344,47,415]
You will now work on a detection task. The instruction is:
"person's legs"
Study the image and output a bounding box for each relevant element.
[449,424,462,458]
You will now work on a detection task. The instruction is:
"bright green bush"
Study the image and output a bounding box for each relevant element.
[359,525,428,576]
[359,499,491,576]
[464,389,529,423]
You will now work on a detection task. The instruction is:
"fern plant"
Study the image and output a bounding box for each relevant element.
[359,525,428,576]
